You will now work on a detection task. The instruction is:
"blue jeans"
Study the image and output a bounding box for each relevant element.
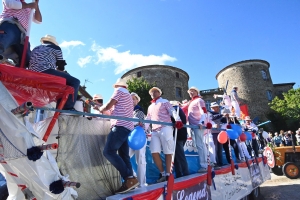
[103,126,133,179]
[174,140,189,178]
[0,21,31,67]
[42,69,80,110]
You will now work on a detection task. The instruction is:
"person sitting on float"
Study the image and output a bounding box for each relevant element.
[28,35,80,111]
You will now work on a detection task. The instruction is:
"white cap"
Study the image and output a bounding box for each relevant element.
[210,102,219,107]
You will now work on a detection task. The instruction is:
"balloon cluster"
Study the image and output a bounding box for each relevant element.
[218,124,244,144]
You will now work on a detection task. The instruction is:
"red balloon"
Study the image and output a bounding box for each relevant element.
[226,124,232,129]
[240,132,247,142]
[218,131,228,144]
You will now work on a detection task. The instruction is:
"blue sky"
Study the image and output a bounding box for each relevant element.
[25,0,300,100]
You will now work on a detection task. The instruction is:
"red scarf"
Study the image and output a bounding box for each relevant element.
[192,96,200,101]
[151,97,160,103]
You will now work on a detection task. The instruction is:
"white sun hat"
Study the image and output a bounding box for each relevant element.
[93,94,103,100]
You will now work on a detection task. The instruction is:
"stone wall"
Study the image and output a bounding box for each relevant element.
[122,65,189,101]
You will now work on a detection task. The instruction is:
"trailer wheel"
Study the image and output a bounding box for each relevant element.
[249,187,260,200]
[282,162,300,179]
[271,166,283,176]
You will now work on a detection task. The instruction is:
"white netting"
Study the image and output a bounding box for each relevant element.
[56,116,121,199]
[0,128,26,162]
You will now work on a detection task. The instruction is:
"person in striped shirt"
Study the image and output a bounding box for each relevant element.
[146,87,183,182]
[0,0,42,66]
[100,78,139,194]
[187,86,208,173]
[29,35,80,111]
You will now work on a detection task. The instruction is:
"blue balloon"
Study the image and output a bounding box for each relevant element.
[231,124,243,135]
[128,126,146,150]
[226,129,239,139]
[245,131,252,141]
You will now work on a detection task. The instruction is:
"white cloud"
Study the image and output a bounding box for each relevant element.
[89,42,177,74]
[95,78,105,82]
[77,56,92,68]
[60,40,85,49]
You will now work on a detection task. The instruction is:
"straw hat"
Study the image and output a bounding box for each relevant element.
[245,116,251,121]
[187,86,199,94]
[149,87,162,95]
[113,78,128,88]
[131,92,141,102]
[40,35,59,46]
[93,94,103,100]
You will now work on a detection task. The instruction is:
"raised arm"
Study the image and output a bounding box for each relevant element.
[33,0,42,23]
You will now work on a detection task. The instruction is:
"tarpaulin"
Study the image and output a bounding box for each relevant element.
[0,64,73,107]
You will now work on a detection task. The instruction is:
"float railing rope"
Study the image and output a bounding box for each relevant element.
[34,106,229,130]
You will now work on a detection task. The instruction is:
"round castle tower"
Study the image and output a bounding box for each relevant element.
[216,59,273,121]
[121,65,189,101]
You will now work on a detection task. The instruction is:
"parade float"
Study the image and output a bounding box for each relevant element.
[0,60,273,200]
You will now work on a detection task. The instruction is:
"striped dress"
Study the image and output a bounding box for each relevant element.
[29,43,63,72]
[110,87,134,131]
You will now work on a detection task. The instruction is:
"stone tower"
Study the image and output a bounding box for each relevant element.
[216,59,273,121]
[121,65,189,101]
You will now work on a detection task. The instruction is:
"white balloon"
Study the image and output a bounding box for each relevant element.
[262,131,269,139]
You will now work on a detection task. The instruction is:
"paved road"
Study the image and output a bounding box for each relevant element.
[260,172,300,200]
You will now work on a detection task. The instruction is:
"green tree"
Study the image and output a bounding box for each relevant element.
[269,88,300,130]
[127,77,156,112]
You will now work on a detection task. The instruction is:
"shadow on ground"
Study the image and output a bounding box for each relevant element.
[260,183,300,199]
